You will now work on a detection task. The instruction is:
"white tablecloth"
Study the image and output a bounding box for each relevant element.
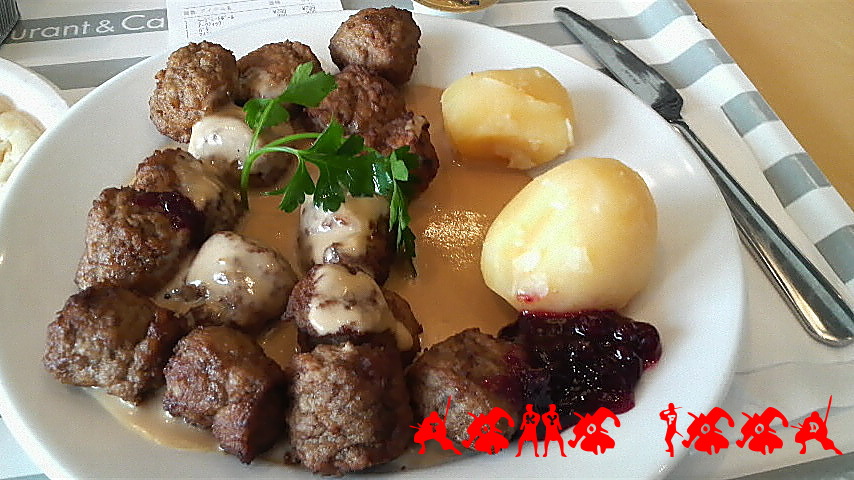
[1,0,852,478]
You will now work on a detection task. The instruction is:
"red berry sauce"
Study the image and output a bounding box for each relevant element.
[133,191,205,245]
[499,310,661,429]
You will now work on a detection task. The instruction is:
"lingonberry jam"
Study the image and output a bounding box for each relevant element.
[133,191,205,245]
[499,310,661,430]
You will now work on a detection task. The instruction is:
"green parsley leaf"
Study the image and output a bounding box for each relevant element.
[266,158,314,212]
[390,150,411,182]
[341,152,375,197]
[307,120,347,155]
[242,98,266,129]
[277,62,337,108]
[244,97,289,131]
[372,160,395,197]
[240,63,419,262]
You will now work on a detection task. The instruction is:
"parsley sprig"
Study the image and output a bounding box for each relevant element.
[240,63,418,260]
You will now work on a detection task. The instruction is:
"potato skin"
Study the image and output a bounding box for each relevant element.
[481,157,657,312]
[441,67,574,170]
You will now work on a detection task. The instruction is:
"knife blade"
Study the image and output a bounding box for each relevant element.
[554,6,854,346]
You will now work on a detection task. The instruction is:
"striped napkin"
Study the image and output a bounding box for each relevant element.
[495,0,854,477]
[0,0,19,43]
[0,1,851,479]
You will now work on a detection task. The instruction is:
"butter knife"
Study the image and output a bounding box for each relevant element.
[554,6,854,346]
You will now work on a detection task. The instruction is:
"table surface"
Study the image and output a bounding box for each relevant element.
[1,1,853,479]
[688,0,853,208]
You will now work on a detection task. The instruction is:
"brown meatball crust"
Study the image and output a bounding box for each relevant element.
[382,289,423,364]
[288,342,412,475]
[43,286,185,404]
[179,231,298,333]
[75,187,203,295]
[303,65,437,193]
[306,65,406,136]
[362,112,439,194]
[297,196,395,284]
[407,328,529,447]
[329,7,421,85]
[163,326,286,463]
[149,41,238,143]
[130,148,244,236]
[236,41,322,102]
[284,264,421,362]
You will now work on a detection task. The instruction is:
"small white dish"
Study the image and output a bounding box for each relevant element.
[0,57,69,196]
[411,0,497,22]
[0,57,68,131]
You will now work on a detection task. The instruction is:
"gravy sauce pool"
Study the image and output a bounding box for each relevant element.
[389,85,527,346]
[95,85,530,457]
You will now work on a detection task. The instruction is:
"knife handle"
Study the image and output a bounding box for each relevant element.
[670,119,854,347]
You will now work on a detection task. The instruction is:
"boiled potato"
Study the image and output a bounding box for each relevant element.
[481,157,657,312]
[441,67,574,170]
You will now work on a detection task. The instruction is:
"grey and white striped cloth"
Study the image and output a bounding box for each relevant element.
[1,0,851,293]
[0,0,18,43]
[1,1,853,479]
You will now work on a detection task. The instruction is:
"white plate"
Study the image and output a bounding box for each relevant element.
[0,57,68,196]
[0,57,68,131]
[0,11,745,480]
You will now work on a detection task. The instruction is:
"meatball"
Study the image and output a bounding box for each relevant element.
[43,286,186,404]
[149,41,238,143]
[288,342,412,475]
[362,112,439,194]
[284,263,421,361]
[382,289,423,364]
[130,148,244,235]
[236,41,322,102]
[329,7,420,86]
[298,194,394,283]
[163,326,286,463]
[176,231,298,333]
[75,187,204,295]
[188,104,296,187]
[305,65,406,136]
[406,329,530,448]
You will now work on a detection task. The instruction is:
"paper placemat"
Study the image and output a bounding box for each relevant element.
[1,1,852,479]
[166,0,343,45]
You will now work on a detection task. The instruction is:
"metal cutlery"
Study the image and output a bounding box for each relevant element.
[554,6,854,346]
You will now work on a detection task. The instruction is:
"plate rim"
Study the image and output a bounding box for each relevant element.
[0,56,68,130]
[0,10,746,479]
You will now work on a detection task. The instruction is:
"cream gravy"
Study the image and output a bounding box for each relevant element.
[168,151,227,214]
[101,85,530,455]
[184,231,298,328]
[386,85,529,346]
[244,69,290,99]
[91,389,219,451]
[307,264,413,350]
[188,104,294,179]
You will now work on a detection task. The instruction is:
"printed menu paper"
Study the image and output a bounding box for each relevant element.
[166,0,342,46]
